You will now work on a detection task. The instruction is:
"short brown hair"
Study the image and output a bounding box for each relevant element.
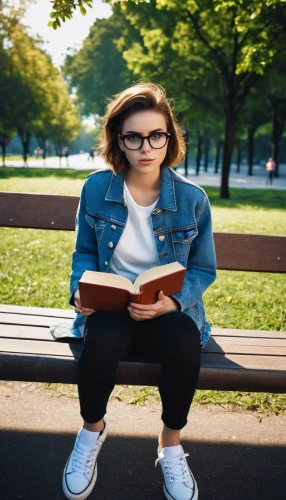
[99,82,186,174]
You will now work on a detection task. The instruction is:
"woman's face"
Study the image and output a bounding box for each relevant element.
[118,109,169,176]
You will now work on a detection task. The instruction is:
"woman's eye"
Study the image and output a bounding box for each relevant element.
[151,133,163,140]
[127,134,141,142]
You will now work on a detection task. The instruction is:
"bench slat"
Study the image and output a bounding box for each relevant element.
[0,337,77,356]
[0,324,63,341]
[0,304,74,318]
[1,337,286,368]
[214,232,286,272]
[0,313,73,328]
[1,307,286,340]
[1,324,286,355]
[210,327,286,339]
[0,192,78,230]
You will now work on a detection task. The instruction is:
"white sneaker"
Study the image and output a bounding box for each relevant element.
[155,445,198,500]
[62,416,108,500]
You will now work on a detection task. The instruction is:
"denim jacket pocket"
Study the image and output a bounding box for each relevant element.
[171,227,198,263]
[85,214,106,247]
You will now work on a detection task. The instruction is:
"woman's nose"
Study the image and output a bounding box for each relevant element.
[141,137,151,151]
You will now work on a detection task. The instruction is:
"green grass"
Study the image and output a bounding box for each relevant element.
[1,167,286,414]
[0,167,88,196]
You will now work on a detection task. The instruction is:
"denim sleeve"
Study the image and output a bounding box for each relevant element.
[171,196,216,311]
[70,180,99,305]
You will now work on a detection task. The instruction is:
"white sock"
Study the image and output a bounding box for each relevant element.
[161,444,182,458]
[79,427,100,446]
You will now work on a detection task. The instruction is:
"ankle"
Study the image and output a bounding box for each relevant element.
[83,419,104,433]
[158,427,180,452]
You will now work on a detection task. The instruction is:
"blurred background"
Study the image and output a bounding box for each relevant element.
[1,0,286,198]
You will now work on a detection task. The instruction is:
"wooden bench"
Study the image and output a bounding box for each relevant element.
[0,191,286,393]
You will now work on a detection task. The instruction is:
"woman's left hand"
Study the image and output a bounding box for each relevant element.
[128,290,179,321]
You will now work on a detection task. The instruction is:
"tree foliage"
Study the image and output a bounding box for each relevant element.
[115,0,286,197]
[63,4,138,116]
[50,0,286,197]
[48,0,93,29]
[0,0,81,163]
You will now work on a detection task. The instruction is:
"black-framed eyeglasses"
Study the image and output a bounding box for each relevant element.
[120,132,171,150]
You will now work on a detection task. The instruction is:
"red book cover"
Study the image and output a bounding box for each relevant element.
[79,263,186,311]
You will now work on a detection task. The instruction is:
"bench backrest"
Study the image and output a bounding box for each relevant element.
[0,191,285,273]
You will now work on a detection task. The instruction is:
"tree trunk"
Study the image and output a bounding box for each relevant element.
[236,140,241,173]
[204,137,210,172]
[272,114,285,178]
[247,128,255,176]
[1,143,6,166]
[214,140,222,173]
[184,133,189,176]
[18,128,30,166]
[220,110,236,199]
[36,134,47,161]
[184,148,188,176]
[196,134,203,175]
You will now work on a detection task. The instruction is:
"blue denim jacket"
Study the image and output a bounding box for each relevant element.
[70,167,216,346]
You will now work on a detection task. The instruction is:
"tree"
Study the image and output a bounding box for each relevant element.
[266,56,286,176]
[63,6,138,116]
[115,0,286,198]
[35,77,81,161]
[0,1,80,163]
[50,0,286,197]
[239,88,269,176]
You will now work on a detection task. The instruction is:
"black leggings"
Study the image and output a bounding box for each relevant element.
[78,310,201,430]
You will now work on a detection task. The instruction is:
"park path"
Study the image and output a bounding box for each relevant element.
[1,381,286,500]
[4,154,286,190]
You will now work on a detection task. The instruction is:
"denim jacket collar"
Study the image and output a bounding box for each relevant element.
[105,167,177,211]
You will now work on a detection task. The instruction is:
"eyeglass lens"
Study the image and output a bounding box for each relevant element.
[123,133,169,150]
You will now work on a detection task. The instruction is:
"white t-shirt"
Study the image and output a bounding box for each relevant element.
[109,182,160,282]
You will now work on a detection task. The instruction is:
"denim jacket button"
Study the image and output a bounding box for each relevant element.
[111,225,116,230]
[94,222,97,228]
[158,235,165,241]
[108,242,114,248]
[153,208,162,214]
[104,260,108,266]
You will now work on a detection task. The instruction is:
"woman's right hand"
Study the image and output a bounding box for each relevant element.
[74,289,94,317]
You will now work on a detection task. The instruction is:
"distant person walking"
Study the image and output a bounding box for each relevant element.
[265,157,276,185]
[88,147,94,162]
[62,146,69,167]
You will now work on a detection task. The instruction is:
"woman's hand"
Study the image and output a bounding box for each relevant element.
[128,290,179,321]
[74,289,94,317]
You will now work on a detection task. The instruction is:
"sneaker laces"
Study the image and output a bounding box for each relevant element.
[71,439,98,476]
[155,453,191,484]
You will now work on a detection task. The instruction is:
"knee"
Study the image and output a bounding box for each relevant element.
[162,313,201,357]
[83,311,130,358]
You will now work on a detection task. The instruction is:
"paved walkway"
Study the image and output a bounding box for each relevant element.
[1,381,286,500]
[3,154,286,190]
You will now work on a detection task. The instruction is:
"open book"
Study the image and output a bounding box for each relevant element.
[78,262,186,311]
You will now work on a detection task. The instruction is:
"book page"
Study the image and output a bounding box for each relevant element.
[81,271,135,293]
[133,262,185,293]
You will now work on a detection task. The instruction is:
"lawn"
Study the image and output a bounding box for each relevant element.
[1,167,285,414]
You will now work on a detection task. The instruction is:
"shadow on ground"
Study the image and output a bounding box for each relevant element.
[1,430,285,500]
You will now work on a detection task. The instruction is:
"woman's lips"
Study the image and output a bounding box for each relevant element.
[138,159,154,164]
